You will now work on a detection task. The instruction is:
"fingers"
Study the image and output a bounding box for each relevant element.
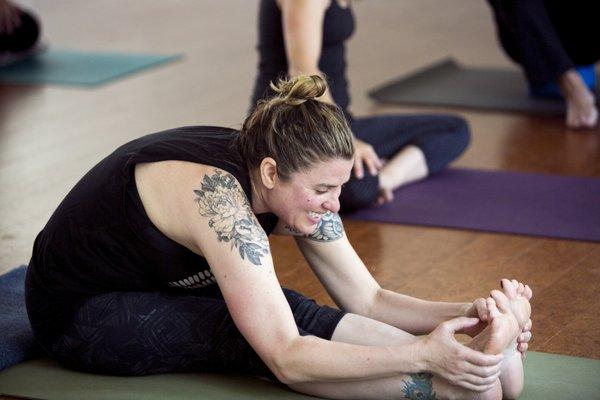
[462,346,503,367]
[353,140,382,179]
[456,380,497,393]
[518,331,532,344]
[362,150,382,176]
[474,298,489,321]
[442,317,481,333]
[518,342,528,353]
[353,157,364,180]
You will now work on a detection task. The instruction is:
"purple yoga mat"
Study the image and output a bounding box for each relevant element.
[347,168,600,242]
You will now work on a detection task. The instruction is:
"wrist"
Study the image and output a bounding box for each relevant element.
[407,338,430,374]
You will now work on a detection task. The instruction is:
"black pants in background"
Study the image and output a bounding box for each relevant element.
[486,0,600,85]
[340,114,470,213]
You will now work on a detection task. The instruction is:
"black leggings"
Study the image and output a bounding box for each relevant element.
[26,283,345,380]
[486,0,600,85]
[0,9,40,53]
[339,114,470,213]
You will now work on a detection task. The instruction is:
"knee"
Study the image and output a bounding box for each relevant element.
[444,116,471,156]
[420,116,471,174]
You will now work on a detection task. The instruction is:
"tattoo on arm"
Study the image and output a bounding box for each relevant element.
[194,169,270,266]
[402,373,437,400]
[306,211,344,242]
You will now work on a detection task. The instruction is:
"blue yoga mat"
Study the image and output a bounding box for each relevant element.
[347,168,600,242]
[0,49,182,86]
[0,265,41,371]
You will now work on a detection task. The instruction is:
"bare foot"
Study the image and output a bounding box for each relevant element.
[491,280,532,400]
[559,70,599,129]
[482,296,520,355]
[495,279,532,329]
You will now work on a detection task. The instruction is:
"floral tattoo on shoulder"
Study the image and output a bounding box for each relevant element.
[194,169,270,266]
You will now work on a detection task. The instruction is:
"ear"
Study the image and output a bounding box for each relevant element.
[259,157,278,189]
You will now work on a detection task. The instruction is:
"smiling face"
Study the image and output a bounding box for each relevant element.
[266,157,353,234]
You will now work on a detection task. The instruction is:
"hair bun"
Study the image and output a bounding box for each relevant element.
[269,75,327,106]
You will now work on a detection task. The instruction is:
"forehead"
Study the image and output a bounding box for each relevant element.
[294,158,353,185]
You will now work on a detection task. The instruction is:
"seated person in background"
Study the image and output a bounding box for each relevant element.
[487,0,599,129]
[251,0,471,212]
[0,0,41,66]
[26,75,532,400]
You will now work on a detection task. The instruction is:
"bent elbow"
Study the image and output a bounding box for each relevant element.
[266,337,313,385]
[268,353,304,385]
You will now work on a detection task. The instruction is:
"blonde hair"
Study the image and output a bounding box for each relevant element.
[238,75,354,180]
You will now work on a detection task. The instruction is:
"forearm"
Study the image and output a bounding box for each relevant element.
[275,334,425,384]
[367,288,469,335]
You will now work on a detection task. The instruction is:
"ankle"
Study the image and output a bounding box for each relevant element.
[558,70,592,98]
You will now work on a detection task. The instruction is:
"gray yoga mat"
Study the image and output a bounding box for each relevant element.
[0,353,598,400]
[368,58,599,115]
[347,168,600,242]
[0,49,182,86]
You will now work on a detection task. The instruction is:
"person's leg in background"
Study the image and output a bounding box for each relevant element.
[339,115,470,213]
[0,1,41,65]
[486,0,599,128]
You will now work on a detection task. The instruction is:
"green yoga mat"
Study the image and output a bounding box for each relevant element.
[0,49,182,86]
[0,352,598,400]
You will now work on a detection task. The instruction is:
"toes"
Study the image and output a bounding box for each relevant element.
[524,285,533,300]
[500,279,517,298]
[518,282,525,295]
[490,290,511,314]
[486,297,500,319]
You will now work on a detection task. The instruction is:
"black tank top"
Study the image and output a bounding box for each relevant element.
[251,0,355,118]
[29,126,278,297]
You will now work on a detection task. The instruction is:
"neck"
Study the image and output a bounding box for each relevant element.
[249,170,270,215]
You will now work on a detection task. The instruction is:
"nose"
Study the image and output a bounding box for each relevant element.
[322,190,341,214]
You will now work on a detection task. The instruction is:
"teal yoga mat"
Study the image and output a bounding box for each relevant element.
[0,353,598,400]
[0,49,182,86]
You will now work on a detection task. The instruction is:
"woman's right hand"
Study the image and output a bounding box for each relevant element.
[418,317,503,392]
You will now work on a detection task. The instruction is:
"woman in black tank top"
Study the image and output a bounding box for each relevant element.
[26,75,531,399]
[252,0,471,212]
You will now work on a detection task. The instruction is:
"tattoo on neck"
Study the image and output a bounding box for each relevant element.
[402,373,437,400]
[306,211,344,242]
[194,169,270,266]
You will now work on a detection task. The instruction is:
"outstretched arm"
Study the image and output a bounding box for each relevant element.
[171,165,435,384]
[288,213,470,334]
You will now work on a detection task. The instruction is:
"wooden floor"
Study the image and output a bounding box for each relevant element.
[1,0,599,363]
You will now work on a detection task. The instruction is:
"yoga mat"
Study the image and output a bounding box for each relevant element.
[347,168,600,242]
[0,353,598,400]
[0,49,182,86]
[0,358,317,400]
[0,266,41,372]
[368,58,600,115]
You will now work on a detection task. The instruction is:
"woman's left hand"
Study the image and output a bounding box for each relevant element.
[353,139,383,179]
[459,298,488,338]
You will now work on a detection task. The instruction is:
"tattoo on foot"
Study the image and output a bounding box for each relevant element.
[194,169,270,266]
[402,373,437,400]
[307,211,343,242]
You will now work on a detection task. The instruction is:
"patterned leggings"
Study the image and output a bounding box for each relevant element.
[26,280,345,380]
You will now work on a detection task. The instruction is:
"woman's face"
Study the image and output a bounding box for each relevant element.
[271,157,353,234]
